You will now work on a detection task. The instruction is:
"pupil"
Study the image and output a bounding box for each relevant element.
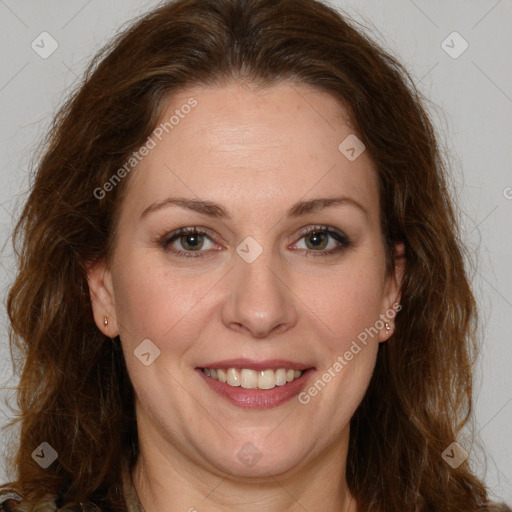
[184,233,202,250]
[307,231,327,250]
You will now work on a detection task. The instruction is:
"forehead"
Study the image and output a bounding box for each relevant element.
[122,81,379,223]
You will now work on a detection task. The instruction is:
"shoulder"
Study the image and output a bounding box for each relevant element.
[0,495,105,512]
[0,482,118,512]
[0,489,23,512]
[0,489,84,512]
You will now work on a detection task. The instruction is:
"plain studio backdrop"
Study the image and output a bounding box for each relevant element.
[0,0,510,505]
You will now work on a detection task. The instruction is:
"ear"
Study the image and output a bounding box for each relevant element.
[86,259,119,338]
[378,241,406,342]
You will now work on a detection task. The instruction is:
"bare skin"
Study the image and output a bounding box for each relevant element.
[88,81,405,512]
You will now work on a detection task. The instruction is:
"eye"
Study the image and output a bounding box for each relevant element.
[159,227,217,258]
[292,225,351,257]
[158,225,351,259]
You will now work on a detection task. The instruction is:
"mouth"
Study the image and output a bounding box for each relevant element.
[196,359,315,409]
[201,367,305,390]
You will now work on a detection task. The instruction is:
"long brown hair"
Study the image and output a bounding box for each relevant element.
[2,0,509,510]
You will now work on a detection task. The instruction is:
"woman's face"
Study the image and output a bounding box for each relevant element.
[89,81,402,479]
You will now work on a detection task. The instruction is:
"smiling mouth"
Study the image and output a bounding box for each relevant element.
[197,364,315,409]
[199,367,305,390]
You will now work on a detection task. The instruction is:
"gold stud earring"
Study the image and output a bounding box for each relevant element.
[104,316,109,327]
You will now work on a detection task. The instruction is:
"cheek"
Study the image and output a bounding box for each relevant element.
[112,236,387,360]
[302,260,386,347]
[111,254,205,349]
[298,264,383,424]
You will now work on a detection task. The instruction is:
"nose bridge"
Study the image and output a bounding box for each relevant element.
[221,242,297,337]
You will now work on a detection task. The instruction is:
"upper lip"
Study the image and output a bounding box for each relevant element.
[197,358,314,371]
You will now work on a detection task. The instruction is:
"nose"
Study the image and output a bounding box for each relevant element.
[221,247,298,338]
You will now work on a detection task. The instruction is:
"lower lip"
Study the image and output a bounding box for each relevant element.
[197,368,315,409]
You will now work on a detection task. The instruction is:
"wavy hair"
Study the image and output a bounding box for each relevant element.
[1,0,509,510]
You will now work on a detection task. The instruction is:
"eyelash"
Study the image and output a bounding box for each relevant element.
[158,225,352,259]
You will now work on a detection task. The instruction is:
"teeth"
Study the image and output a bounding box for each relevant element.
[241,369,258,389]
[275,368,287,386]
[227,368,241,386]
[258,369,275,390]
[202,367,304,390]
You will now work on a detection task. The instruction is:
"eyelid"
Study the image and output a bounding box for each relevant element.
[158,224,352,258]
[159,226,219,257]
[289,225,351,254]
[293,224,349,242]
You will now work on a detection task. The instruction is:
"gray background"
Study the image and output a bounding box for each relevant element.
[0,0,510,504]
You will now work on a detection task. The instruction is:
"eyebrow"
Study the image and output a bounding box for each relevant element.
[140,196,369,221]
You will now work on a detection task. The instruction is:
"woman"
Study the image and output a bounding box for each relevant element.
[1,0,509,510]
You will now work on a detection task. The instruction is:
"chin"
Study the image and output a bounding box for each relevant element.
[202,434,312,479]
